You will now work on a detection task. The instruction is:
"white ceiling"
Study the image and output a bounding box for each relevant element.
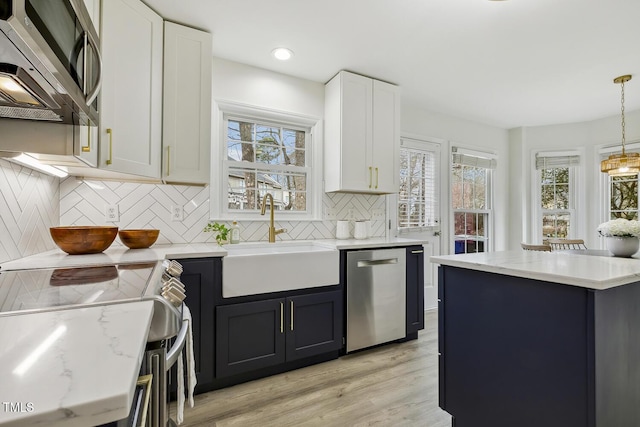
[144,0,640,129]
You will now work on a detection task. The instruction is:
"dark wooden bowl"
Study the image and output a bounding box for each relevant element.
[118,229,160,249]
[50,226,118,255]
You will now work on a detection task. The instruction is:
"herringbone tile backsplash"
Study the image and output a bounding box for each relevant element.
[0,159,60,264]
[60,178,386,245]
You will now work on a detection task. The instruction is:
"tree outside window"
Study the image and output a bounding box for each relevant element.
[452,161,491,254]
[398,147,438,228]
[610,175,639,220]
[227,119,308,212]
[541,167,571,238]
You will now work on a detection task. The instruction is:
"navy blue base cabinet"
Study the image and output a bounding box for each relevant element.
[216,289,343,378]
[179,257,219,395]
[405,245,425,335]
[438,265,640,427]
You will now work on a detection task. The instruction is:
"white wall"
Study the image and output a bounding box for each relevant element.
[509,109,640,250]
[212,57,325,118]
[401,105,511,252]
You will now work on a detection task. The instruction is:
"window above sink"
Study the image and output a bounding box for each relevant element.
[210,101,323,222]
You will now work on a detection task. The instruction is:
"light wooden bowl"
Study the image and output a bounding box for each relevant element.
[50,226,118,255]
[118,229,160,249]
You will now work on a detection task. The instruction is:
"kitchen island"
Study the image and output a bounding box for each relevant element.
[431,250,640,427]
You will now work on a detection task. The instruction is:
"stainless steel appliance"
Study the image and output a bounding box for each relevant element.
[0,258,188,427]
[345,248,406,353]
[0,0,101,124]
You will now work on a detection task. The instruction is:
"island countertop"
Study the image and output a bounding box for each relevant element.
[431,250,640,290]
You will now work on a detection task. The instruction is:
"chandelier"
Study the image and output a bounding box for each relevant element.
[601,75,640,176]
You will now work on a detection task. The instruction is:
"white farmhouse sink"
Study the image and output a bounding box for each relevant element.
[222,241,339,297]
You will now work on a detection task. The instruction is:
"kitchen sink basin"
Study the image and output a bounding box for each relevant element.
[222,241,339,297]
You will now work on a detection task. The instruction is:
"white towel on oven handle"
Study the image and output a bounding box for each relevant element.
[177,304,197,424]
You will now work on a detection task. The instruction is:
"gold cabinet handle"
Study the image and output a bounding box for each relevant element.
[81,120,91,152]
[411,250,424,254]
[375,167,379,189]
[166,146,171,176]
[369,166,373,188]
[280,302,284,333]
[290,301,294,331]
[106,128,113,165]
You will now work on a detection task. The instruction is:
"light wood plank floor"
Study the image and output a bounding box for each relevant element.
[173,310,451,426]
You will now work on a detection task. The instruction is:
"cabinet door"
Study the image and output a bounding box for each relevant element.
[406,246,425,334]
[216,298,285,378]
[372,79,400,193]
[180,258,219,393]
[325,71,373,193]
[339,72,373,192]
[162,22,212,184]
[100,0,162,178]
[286,290,343,361]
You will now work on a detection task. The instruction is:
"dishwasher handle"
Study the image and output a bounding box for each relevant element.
[357,258,398,267]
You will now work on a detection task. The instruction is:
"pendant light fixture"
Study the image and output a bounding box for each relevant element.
[601,75,640,176]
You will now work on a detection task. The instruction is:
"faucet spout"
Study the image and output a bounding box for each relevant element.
[260,193,285,242]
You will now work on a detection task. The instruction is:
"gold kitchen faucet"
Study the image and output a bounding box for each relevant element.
[260,193,287,242]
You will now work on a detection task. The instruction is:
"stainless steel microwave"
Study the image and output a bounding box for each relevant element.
[0,0,101,125]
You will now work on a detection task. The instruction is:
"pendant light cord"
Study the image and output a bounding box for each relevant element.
[621,78,627,155]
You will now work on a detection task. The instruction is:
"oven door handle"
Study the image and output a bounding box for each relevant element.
[165,319,189,370]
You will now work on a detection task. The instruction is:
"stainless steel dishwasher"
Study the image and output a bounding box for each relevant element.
[346,248,406,352]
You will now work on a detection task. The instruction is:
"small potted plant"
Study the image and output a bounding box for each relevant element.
[203,222,230,246]
[597,218,640,257]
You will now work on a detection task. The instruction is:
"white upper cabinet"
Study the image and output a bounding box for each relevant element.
[162,22,212,184]
[99,0,163,178]
[324,71,400,194]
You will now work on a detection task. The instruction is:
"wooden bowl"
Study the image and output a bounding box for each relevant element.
[50,226,118,255]
[118,229,160,249]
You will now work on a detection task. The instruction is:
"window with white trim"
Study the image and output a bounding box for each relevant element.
[209,98,328,222]
[225,117,309,213]
[398,142,439,229]
[537,153,579,239]
[451,148,495,254]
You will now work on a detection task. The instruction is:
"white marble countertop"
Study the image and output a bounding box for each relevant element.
[431,250,640,290]
[0,301,153,427]
[1,238,426,271]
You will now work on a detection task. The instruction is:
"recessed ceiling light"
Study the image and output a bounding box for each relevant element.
[271,47,294,61]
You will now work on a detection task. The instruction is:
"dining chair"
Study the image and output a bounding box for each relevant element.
[521,242,552,252]
[545,238,587,250]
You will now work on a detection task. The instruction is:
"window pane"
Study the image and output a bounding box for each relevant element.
[555,184,569,209]
[227,141,254,162]
[398,146,438,229]
[540,168,555,185]
[398,203,409,227]
[451,164,463,209]
[611,175,638,219]
[255,143,281,164]
[473,170,486,209]
[542,214,570,238]
[541,185,554,209]
[554,167,569,184]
